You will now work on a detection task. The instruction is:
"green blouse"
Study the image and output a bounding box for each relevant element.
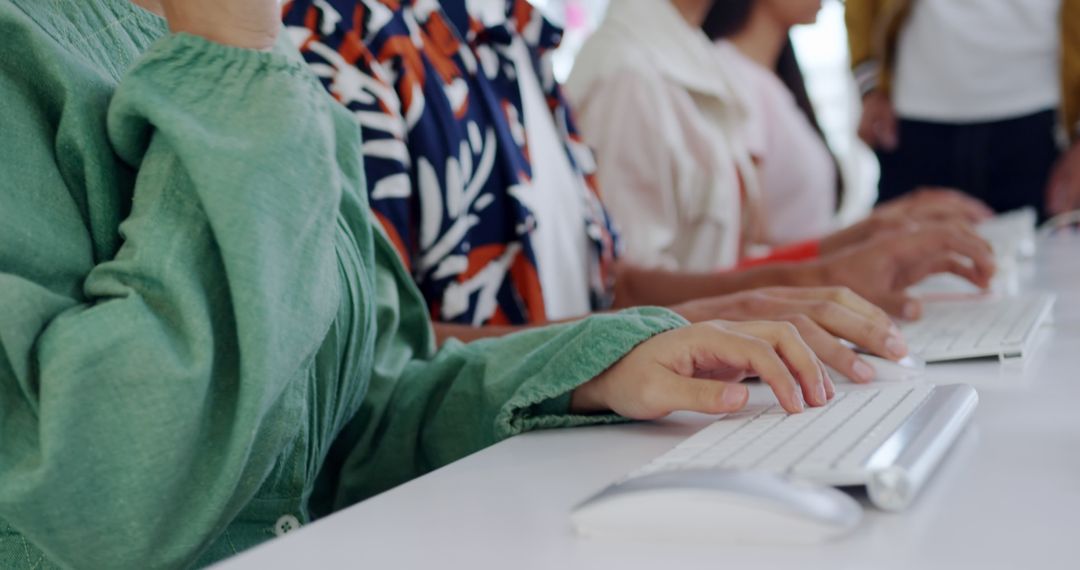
[0,1,686,567]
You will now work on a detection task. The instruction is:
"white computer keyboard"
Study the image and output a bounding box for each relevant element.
[618,383,977,511]
[901,294,1055,362]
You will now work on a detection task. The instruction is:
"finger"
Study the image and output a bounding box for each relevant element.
[880,115,899,151]
[801,300,907,360]
[690,327,804,413]
[728,323,821,410]
[900,251,989,291]
[773,286,892,327]
[739,335,805,413]
[917,201,988,224]
[880,128,898,151]
[650,369,751,416]
[918,188,994,221]
[944,224,995,257]
[821,360,836,399]
[858,118,876,147]
[823,287,895,332]
[955,199,995,223]
[916,227,997,285]
[876,293,923,321]
[948,196,995,221]
[789,315,876,384]
[770,324,829,407]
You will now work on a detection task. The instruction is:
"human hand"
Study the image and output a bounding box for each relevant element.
[1046,142,1080,216]
[816,224,996,319]
[820,189,990,255]
[857,90,898,151]
[819,214,916,255]
[876,187,994,225]
[671,287,905,384]
[570,321,831,418]
[158,0,280,50]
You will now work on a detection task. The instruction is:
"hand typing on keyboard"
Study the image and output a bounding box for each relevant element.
[672,287,907,384]
[571,321,833,418]
[813,223,996,319]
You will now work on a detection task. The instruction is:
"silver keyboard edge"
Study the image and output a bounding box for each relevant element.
[864,384,980,511]
[1017,294,1058,358]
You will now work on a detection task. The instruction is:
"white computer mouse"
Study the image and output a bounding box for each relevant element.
[862,354,925,382]
[571,470,862,545]
[829,354,926,383]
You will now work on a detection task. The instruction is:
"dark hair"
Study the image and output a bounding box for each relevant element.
[701,0,756,39]
[702,1,844,206]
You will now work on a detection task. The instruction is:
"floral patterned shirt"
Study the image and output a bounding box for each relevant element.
[283,0,619,326]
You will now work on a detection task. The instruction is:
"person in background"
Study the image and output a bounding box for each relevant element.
[0,0,836,566]
[564,0,993,306]
[702,0,994,248]
[848,0,1080,218]
[284,0,998,384]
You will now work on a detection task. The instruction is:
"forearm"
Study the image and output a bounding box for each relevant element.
[845,0,879,67]
[613,261,825,308]
[328,236,688,507]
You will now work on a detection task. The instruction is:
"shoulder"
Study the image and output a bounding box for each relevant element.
[565,29,665,112]
[568,25,656,84]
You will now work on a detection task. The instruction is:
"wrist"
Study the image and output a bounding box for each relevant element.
[819,229,852,256]
[853,60,881,98]
[789,259,830,288]
[569,375,611,415]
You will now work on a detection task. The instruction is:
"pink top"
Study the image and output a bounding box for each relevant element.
[717,41,836,246]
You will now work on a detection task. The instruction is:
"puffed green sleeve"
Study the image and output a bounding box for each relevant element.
[317,224,688,511]
[0,27,360,568]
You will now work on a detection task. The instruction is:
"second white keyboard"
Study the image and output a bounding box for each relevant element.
[901,294,1055,362]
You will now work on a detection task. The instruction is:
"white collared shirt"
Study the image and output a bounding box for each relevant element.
[564,0,759,272]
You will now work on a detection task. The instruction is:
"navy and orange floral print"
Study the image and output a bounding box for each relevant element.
[283,0,619,326]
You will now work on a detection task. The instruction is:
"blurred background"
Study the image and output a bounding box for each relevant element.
[533,0,878,224]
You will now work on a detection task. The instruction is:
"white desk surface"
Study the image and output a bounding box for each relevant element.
[218,235,1080,570]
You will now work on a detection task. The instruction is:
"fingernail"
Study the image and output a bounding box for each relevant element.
[817,384,828,406]
[902,302,919,320]
[886,334,908,358]
[853,359,875,382]
[723,385,747,408]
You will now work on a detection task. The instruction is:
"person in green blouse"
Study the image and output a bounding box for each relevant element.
[0,0,833,567]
